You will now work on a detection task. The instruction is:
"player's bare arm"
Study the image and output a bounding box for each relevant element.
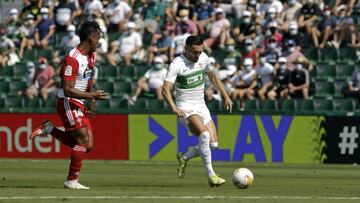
[162,81,186,117]
[63,79,108,100]
[207,71,233,113]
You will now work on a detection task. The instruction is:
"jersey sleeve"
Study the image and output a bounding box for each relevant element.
[60,55,79,81]
[165,60,180,84]
[204,53,214,72]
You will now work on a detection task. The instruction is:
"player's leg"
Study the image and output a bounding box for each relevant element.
[187,115,225,186]
[205,120,218,150]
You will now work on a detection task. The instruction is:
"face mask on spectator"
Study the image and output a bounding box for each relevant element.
[128,28,134,34]
[325,11,331,16]
[69,31,76,38]
[249,0,257,6]
[245,65,252,72]
[288,46,295,52]
[25,19,34,26]
[0,36,6,41]
[154,63,163,70]
[296,64,303,71]
[289,28,298,35]
[259,57,266,65]
[114,0,121,4]
[181,16,189,21]
[265,29,271,36]
[39,64,47,70]
[307,0,314,4]
[280,63,286,70]
[245,45,253,52]
[42,14,48,20]
[243,17,251,24]
[269,42,276,49]
[256,27,262,34]
[227,45,235,52]
[10,14,18,21]
[269,13,276,19]
[288,0,296,6]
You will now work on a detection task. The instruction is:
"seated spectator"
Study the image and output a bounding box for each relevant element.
[148,26,172,63]
[142,0,165,23]
[105,0,132,32]
[216,38,242,80]
[311,6,336,49]
[283,39,312,71]
[298,0,321,35]
[205,57,222,101]
[282,21,302,48]
[128,57,167,105]
[174,9,198,35]
[253,23,265,49]
[261,7,279,28]
[54,0,79,32]
[204,7,230,50]
[0,27,19,67]
[288,57,310,99]
[270,57,291,99]
[264,37,281,66]
[174,0,195,20]
[19,14,36,59]
[332,7,356,49]
[84,0,103,17]
[255,54,276,100]
[216,0,247,20]
[170,24,191,61]
[280,0,302,30]
[193,0,214,34]
[107,21,142,66]
[35,7,56,49]
[263,21,283,49]
[96,32,109,64]
[6,8,21,45]
[25,57,56,101]
[53,25,80,64]
[227,58,257,110]
[232,10,255,44]
[242,38,258,67]
[345,62,360,103]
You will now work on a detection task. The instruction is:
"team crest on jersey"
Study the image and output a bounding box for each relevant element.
[65,65,72,76]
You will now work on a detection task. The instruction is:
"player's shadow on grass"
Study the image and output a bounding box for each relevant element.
[0,185,59,189]
[100,184,180,188]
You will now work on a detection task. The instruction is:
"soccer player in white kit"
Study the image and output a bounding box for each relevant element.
[162,36,233,187]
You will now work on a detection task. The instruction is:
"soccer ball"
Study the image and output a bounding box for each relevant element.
[232,168,254,189]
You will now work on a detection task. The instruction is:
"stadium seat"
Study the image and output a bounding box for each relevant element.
[315,99,334,111]
[280,99,297,111]
[262,100,278,110]
[110,98,129,109]
[6,97,24,108]
[113,81,132,97]
[13,63,28,80]
[315,81,335,99]
[1,66,14,78]
[334,99,357,111]
[321,47,338,62]
[304,47,320,61]
[130,98,147,110]
[23,50,37,61]
[0,97,5,109]
[148,99,165,110]
[207,100,221,111]
[339,47,357,62]
[244,100,259,111]
[336,64,355,80]
[44,97,56,108]
[10,81,27,96]
[136,63,150,77]
[300,99,315,111]
[97,81,114,94]
[0,81,10,94]
[96,100,110,109]
[37,49,53,62]
[334,80,346,98]
[121,65,137,80]
[315,64,336,81]
[99,65,119,80]
[25,98,43,108]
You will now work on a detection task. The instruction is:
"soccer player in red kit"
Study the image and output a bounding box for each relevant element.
[30,21,108,189]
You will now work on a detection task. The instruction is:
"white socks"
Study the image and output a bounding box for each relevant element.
[184,145,199,161]
[198,131,215,177]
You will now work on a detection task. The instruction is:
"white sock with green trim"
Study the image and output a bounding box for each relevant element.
[198,131,215,177]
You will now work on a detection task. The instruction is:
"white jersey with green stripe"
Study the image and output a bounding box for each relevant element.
[165,52,213,105]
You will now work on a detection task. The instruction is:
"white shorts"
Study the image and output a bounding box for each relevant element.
[177,103,212,127]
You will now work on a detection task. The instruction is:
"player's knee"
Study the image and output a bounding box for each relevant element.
[210,142,218,150]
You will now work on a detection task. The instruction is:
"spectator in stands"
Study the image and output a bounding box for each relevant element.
[232,10,255,44]
[193,0,214,34]
[280,0,302,29]
[96,32,109,63]
[20,0,40,20]
[107,21,142,66]
[288,57,310,99]
[255,54,276,100]
[175,9,198,35]
[174,0,195,19]
[25,57,56,101]
[332,7,356,49]
[148,26,172,63]
[270,57,291,99]
[84,0,103,17]
[298,0,321,35]
[263,21,283,49]
[282,21,301,48]
[345,60,360,102]
[253,23,265,49]
[283,39,312,71]
[6,8,21,45]
[128,57,167,105]
[54,0,81,32]
[216,38,242,80]
[105,0,132,32]
[19,14,36,59]
[242,38,258,67]
[53,25,80,64]
[217,0,247,20]
[228,58,257,110]
[0,28,19,68]
[170,24,191,61]
[261,7,279,28]
[264,37,281,66]
[35,7,56,49]
[205,57,222,101]
[142,0,165,23]
[204,7,230,50]
[311,6,336,49]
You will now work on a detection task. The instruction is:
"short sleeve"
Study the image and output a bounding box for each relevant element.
[203,53,213,72]
[60,55,79,81]
[165,61,180,83]
[144,69,151,79]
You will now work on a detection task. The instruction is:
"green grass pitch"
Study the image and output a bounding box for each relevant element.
[0,159,360,203]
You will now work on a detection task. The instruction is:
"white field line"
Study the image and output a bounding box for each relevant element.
[0,196,360,200]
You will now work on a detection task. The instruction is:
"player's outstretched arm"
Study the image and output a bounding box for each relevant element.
[63,80,109,100]
[162,81,186,117]
[207,71,233,113]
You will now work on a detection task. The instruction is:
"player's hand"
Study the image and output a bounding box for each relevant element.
[224,97,233,113]
[173,107,186,117]
[93,90,109,100]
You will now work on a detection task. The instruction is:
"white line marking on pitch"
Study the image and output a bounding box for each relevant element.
[1,196,360,200]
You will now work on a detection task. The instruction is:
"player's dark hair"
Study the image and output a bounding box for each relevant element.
[79,21,101,43]
[186,35,203,46]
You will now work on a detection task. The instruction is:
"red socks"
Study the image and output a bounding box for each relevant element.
[51,128,77,148]
[67,144,87,180]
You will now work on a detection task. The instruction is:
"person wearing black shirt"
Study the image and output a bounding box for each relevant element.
[298,0,321,35]
[289,58,310,99]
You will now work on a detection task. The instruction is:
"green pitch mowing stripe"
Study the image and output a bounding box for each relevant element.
[1,159,360,203]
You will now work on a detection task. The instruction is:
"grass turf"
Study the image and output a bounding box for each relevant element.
[0,159,360,203]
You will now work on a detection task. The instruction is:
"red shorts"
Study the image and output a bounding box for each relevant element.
[57,98,92,132]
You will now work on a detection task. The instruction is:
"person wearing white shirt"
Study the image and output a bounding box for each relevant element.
[84,0,103,16]
[255,55,276,100]
[105,0,132,32]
